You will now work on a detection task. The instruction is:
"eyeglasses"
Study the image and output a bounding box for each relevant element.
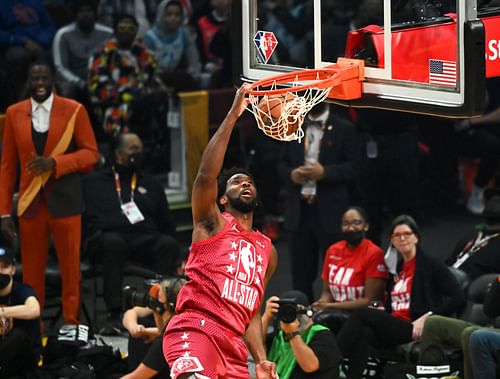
[342,220,364,227]
[392,231,414,239]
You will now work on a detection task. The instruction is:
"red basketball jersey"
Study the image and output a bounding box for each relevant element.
[176,212,272,335]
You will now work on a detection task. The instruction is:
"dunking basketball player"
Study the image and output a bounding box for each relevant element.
[163,84,278,378]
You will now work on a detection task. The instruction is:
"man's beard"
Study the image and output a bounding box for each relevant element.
[227,195,257,213]
[297,314,311,332]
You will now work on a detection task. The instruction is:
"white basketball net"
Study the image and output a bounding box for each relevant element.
[247,78,333,143]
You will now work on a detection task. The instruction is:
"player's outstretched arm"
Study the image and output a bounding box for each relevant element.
[191,84,250,229]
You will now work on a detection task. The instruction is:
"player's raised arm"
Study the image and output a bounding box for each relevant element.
[191,84,250,230]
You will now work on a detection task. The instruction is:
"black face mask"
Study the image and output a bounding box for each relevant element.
[128,152,145,171]
[0,273,12,290]
[343,231,365,247]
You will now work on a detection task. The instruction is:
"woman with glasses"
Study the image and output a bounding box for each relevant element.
[312,207,388,333]
[336,214,465,379]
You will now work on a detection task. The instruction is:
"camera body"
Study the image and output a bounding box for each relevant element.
[123,279,165,314]
[276,299,313,323]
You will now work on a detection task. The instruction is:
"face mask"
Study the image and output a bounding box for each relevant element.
[343,231,365,247]
[127,152,145,171]
[0,273,12,290]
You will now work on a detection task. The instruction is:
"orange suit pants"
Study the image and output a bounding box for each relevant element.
[19,202,81,324]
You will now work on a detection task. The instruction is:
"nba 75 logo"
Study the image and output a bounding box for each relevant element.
[254,31,278,64]
[235,240,256,285]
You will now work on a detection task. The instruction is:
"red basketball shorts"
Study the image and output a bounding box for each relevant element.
[164,312,250,379]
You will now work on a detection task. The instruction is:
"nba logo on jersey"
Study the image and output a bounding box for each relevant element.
[235,240,256,285]
[254,31,278,64]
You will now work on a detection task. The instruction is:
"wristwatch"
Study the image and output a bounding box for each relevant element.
[284,331,301,341]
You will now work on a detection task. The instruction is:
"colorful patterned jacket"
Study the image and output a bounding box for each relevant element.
[88,38,159,136]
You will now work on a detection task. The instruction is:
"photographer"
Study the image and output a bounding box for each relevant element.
[121,277,186,379]
[262,290,341,379]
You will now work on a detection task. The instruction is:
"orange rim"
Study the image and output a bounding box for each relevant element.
[247,68,341,96]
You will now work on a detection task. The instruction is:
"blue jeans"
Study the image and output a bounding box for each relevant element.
[469,329,500,378]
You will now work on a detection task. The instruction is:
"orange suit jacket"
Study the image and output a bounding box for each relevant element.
[0,95,99,217]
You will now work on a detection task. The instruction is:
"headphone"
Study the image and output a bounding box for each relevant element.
[304,307,313,318]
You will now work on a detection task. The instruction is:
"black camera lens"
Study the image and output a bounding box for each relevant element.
[122,284,165,314]
[123,285,143,309]
[277,303,298,323]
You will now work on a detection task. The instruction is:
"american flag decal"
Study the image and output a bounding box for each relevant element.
[429,59,457,87]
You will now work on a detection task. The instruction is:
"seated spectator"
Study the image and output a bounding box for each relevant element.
[446,189,500,280]
[97,0,164,38]
[52,0,112,102]
[419,275,500,379]
[121,276,186,379]
[0,0,56,102]
[337,215,465,379]
[82,133,180,335]
[0,246,42,377]
[469,329,500,378]
[143,0,201,92]
[312,206,388,334]
[207,15,232,88]
[195,0,229,77]
[88,14,164,139]
[262,290,341,379]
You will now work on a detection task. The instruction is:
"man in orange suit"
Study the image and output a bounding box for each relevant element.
[0,61,99,324]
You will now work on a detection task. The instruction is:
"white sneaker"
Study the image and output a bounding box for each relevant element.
[466,185,485,215]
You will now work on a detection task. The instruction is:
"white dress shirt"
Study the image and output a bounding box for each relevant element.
[31,93,54,133]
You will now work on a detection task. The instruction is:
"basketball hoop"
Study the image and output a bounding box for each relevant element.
[246,69,340,142]
[246,59,364,142]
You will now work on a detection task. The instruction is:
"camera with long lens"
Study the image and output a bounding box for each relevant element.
[123,279,165,314]
[276,299,312,323]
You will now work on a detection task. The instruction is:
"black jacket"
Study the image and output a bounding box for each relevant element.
[82,166,176,238]
[277,114,357,233]
[388,250,466,320]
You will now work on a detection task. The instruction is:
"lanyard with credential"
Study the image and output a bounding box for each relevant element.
[112,166,137,206]
[452,230,500,269]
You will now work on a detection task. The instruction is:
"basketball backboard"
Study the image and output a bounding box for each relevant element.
[232,1,500,117]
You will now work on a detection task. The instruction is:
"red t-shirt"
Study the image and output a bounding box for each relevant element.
[321,239,388,302]
[390,257,416,321]
[175,212,271,336]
